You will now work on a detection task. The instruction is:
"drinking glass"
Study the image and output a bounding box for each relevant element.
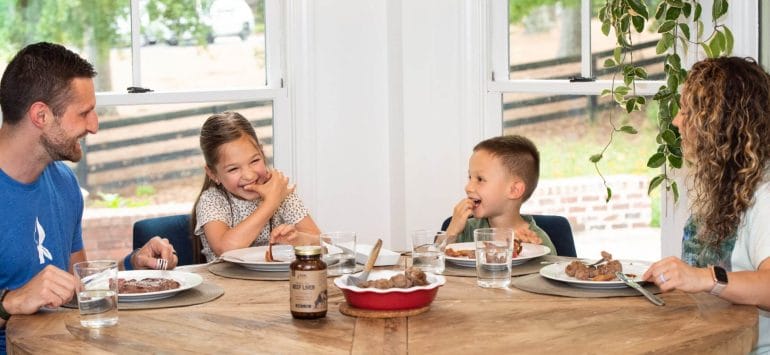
[321,232,357,276]
[73,260,119,328]
[411,230,446,274]
[473,228,514,288]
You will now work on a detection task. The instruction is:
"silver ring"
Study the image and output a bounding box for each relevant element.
[659,273,667,283]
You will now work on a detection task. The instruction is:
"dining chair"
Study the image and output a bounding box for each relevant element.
[440,214,577,257]
[132,214,198,266]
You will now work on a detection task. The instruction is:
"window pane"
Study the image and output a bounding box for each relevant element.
[762,1,770,69]
[0,0,131,92]
[78,100,273,260]
[508,1,581,79]
[502,93,661,261]
[137,0,267,91]
[0,0,266,94]
[591,0,664,81]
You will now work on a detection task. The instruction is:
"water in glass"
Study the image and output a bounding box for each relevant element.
[77,290,118,328]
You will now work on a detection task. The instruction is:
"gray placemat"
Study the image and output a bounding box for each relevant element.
[510,273,662,298]
[208,261,363,280]
[443,255,574,278]
[61,281,224,310]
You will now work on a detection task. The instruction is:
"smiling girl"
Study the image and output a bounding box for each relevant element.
[192,112,321,262]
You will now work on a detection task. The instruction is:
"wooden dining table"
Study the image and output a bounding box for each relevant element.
[6,262,758,354]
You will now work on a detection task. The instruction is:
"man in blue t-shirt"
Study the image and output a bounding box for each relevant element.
[0,42,179,353]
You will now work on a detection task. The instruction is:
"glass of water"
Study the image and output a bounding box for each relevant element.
[473,228,514,288]
[321,232,357,276]
[73,260,119,328]
[411,230,446,274]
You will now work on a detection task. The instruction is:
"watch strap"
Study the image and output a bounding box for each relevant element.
[0,288,11,321]
[709,265,728,296]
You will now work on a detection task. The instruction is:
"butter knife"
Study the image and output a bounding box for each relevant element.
[616,272,665,306]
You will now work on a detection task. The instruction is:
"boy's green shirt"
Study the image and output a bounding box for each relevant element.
[454,215,557,255]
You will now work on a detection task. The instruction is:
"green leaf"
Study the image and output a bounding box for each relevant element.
[666,0,684,8]
[682,2,692,17]
[668,154,683,168]
[724,26,734,55]
[604,58,617,68]
[672,181,680,202]
[648,152,666,168]
[655,2,667,20]
[648,174,665,195]
[712,0,727,19]
[710,34,723,57]
[668,53,682,70]
[694,3,702,21]
[635,67,648,79]
[678,23,690,40]
[621,15,631,32]
[613,46,622,63]
[636,96,646,105]
[590,154,603,163]
[605,187,612,203]
[601,21,611,36]
[631,15,645,33]
[615,86,630,96]
[627,0,649,19]
[666,7,681,21]
[626,98,636,113]
[600,89,612,97]
[716,30,726,54]
[661,129,677,145]
[624,74,633,86]
[656,36,670,54]
[701,42,713,58]
[619,125,638,134]
[658,20,676,33]
[666,74,679,92]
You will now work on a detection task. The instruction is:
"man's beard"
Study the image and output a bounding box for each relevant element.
[40,128,83,163]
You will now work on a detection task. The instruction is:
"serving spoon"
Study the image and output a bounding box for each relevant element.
[347,239,382,286]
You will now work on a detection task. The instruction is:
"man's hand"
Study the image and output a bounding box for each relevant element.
[4,265,77,315]
[133,236,178,270]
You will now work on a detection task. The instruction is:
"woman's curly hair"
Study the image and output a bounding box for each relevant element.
[680,57,770,247]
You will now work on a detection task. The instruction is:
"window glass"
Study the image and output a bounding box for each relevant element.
[508,0,581,79]
[502,93,661,261]
[761,1,769,69]
[138,0,266,91]
[590,0,663,80]
[79,100,273,208]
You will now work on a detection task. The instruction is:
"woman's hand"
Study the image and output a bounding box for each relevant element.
[246,169,295,208]
[642,256,713,293]
[445,198,474,240]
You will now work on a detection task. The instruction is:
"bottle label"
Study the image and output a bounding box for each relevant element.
[290,269,327,313]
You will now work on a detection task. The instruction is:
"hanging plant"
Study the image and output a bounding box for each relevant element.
[593,0,732,202]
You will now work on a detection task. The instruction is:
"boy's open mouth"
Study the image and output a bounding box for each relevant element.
[472,199,481,207]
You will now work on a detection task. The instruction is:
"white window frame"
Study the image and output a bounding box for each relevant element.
[484,0,759,257]
[96,0,293,175]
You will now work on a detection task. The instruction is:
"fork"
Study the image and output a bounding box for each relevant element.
[155,258,168,270]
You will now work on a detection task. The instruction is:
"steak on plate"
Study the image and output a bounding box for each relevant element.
[117,277,181,294]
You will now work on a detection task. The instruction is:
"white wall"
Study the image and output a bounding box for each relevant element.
[291,0,481,250]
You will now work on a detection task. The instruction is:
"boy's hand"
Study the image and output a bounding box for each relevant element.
[446,198,474,240]
[514,228,541,244]
[246,169,295,207]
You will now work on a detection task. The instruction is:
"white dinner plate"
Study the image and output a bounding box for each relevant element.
[539,260,650,289]
[118,270,203,302]
[221,245,294,272]
[445,242,551,268]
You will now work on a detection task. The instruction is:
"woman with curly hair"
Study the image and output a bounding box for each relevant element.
[643,57,770,352]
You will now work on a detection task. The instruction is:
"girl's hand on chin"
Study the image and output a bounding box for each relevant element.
[246,170,295,205]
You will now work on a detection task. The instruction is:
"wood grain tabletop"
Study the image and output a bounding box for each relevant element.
[6,263,758,354]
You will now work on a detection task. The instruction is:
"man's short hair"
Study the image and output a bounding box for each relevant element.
[474,135,540,201]
[0,42,96,125]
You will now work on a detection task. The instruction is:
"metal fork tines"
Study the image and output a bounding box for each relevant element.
[155,258,168,270]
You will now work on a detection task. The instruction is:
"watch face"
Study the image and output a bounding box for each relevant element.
[714,266,728,283]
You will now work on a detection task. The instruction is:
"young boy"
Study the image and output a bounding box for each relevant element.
[444,135,556,254]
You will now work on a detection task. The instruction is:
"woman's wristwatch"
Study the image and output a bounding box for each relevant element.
[709,265,729,296]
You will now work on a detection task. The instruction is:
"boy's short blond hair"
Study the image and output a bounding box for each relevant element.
[474,135,540,201]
